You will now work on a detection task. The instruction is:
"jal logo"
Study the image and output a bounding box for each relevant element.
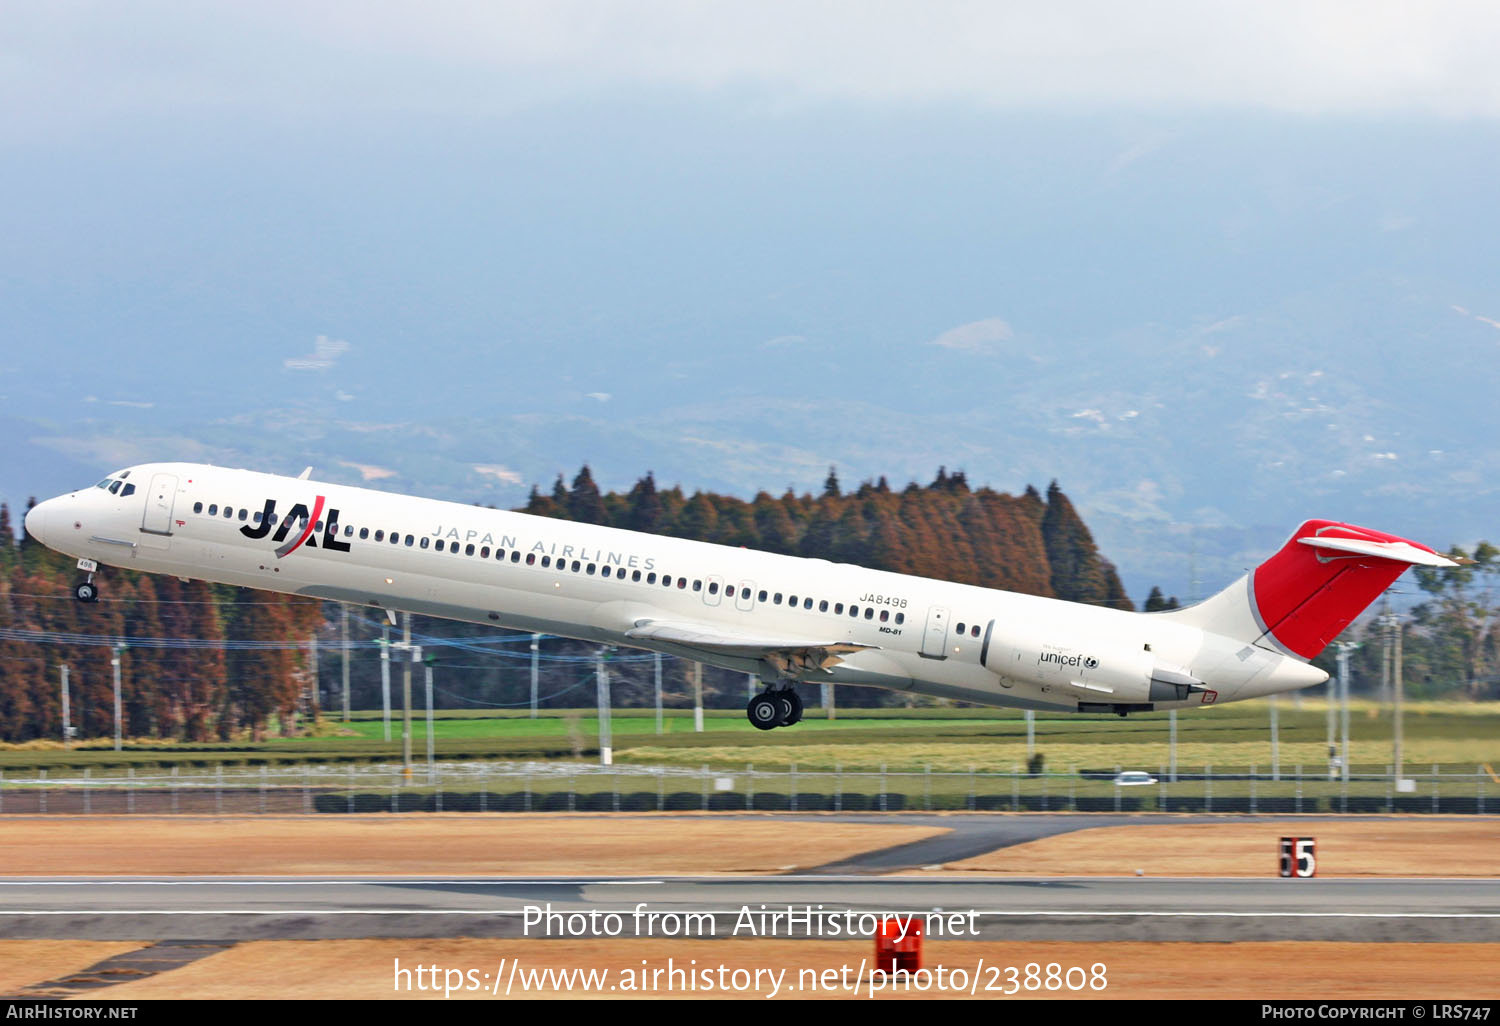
[240,497,352,558]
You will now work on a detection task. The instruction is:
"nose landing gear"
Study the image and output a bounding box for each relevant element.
[746,687,804,730]
[74,558,99,603]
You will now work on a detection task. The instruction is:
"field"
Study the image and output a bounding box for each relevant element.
[4,699,1497,777]
[4,815,1495,877]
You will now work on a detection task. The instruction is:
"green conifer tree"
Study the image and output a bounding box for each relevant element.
[625,472,665,533]
[568,466,608,525]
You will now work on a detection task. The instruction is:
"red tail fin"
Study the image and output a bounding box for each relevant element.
[1251,520,1453,658]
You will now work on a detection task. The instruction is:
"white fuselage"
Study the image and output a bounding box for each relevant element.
[24,463,1328,713]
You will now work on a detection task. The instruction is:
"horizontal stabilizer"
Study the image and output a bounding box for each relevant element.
[1297,535,1460,567]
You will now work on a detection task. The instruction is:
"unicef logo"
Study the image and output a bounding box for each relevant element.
[1038,651,1100,670]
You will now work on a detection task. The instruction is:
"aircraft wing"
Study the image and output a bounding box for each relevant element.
[623,617,876,678]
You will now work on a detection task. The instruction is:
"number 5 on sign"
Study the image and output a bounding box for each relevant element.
[1279,836,1316,877]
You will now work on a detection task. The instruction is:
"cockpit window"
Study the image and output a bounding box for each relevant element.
[121,484,135,497]
[95,479,112,489]
[108,481,122,495]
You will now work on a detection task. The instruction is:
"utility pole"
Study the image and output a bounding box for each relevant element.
[340,603,350,722]
[654,652,663,736]
[1336,642,1356,782]
[59,664,71,747]
[530,634,540,718]
[380,623,392,741]
[1270,695,1279,781]
[1392,611,1405,788]
[1326,663,1337,780]
[424,656,435,783]
[1176,545,1193,789]
[823,682,835,721]
[110,645,124,752]
[1379,594,1393,703]
[307,632,319,725]
[401,613,413,781]
[596,650,613,766]
[1168,709,1177,782]
[692,662,704,732]
[1025,709,1035,758]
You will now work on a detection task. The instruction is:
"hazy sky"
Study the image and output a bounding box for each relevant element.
[6,2,1500,132]
[6,4,1495,385]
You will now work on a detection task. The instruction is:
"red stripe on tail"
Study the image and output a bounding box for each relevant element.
[1252,520,1439,659]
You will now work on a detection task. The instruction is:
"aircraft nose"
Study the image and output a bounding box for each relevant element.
[24,500,50,547]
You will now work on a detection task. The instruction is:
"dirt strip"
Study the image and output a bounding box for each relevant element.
[66,938,1500,1000]
[938,819,1500,876]
[0,815,946,876]
[0,941,143,996]
[12,940,238,999]
[3,814,1496,877]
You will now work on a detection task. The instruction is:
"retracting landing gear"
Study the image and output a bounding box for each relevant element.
[746,687,804,730]
[74,558,99,603]
[747,692,780,731]
[779,689,804,726]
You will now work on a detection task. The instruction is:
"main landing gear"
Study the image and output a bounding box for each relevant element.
[74,558,100,603]
[747,687,803,730]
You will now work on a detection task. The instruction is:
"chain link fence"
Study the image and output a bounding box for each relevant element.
[0,762,1496,815]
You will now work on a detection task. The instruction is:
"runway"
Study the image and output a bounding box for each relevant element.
[3,875,1498,943]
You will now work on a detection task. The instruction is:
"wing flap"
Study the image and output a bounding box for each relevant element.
[624,618,875,678]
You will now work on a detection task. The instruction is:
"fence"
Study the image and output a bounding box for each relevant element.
[0,763,1496,815]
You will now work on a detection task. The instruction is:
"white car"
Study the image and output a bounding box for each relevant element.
[1113,771,1158,786]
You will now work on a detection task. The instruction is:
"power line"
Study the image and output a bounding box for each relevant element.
[0,622,657,661]
[430,678,592,707]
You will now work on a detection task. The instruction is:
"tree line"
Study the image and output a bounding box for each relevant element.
[520,466,1134,609]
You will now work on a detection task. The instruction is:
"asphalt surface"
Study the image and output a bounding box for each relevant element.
[794,813,1216,872]
[3,875,1497,943]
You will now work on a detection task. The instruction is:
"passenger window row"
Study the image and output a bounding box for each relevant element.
[953,620,982,638]
[192,501,251,522]
[187,502,910,626]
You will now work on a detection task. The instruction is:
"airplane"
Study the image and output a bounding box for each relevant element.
[22,462,1459,729]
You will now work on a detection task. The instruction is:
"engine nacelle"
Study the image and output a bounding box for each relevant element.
[980,617,1192,706]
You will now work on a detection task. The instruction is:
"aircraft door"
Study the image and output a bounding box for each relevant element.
[919,605,949,659]
[141,473,178,536]
[735,580,755,612]
[704,574,724,607]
